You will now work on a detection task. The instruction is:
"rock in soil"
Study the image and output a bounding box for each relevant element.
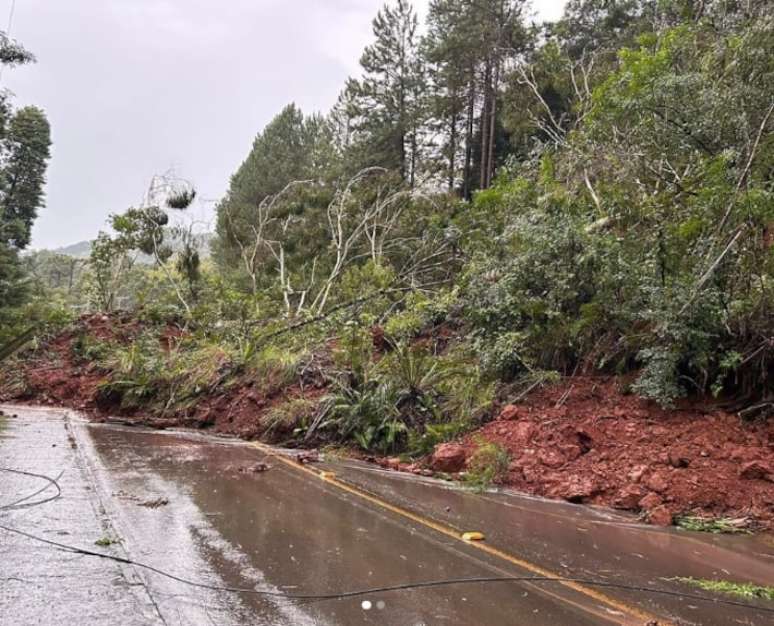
[648,505,674,527]
[739,460,773,481]
[430,443,467,473]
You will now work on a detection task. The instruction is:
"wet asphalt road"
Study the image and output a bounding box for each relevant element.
[1,406,773,625]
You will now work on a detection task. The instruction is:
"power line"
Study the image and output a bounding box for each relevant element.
[0,467,62,510]
[5,0,15,35]
[0,522,772,614]
[2,465,771,615]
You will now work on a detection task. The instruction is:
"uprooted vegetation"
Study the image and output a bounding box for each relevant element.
[2,2,774,529]
[675,578,774,602]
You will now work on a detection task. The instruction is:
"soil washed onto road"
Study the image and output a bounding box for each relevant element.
[1,406,773,625]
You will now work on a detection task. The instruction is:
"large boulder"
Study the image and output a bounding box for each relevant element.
[430,443,467,473]
[638,492,663,511]
[645,471,669,493]
[614,484,646,510]
[552,476,599,503]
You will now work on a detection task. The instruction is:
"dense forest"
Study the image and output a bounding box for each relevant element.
[2,0,773,467]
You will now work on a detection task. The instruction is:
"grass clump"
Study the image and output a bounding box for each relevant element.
[260,397,316,440]
[675,577,774,601]
[94,536,119,547]
[674,515,751,534]
[464,439,510,491]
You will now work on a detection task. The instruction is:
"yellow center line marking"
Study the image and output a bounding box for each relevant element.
[251,442,670,625]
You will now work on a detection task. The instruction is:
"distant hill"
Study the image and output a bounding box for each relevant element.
[51,232,214,261]
[54,240,92,258]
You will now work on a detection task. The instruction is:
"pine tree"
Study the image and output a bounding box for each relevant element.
[213,104,336,272]
[348,0,426,185]
[424,0,528,196]
[0,107,52,249]
[0,34,51,339]
[424,0,475,193]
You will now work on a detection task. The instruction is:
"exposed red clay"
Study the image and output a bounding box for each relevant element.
[3,316,773,529]
[425,377,774,529]
[1,314,327,443]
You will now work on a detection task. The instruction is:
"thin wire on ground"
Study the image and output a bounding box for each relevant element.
[0,467,63,510]
[0,522,771,614]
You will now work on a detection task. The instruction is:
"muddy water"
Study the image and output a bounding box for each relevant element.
[80,424,609,625]
[328,460,774,623]
[1,407,773,625]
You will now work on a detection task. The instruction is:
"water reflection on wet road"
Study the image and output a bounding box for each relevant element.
[1,406,772,625]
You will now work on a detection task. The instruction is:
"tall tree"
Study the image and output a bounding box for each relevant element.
[424,0,474,192]
[0,107,52,249]
[348,0,426,185]
[424,0,528,197]
[0,34,51,336]
[213,104,335,273]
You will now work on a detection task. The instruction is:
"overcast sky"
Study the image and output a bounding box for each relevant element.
[2,0,567,249]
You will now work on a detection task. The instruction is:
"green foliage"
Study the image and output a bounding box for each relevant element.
[0,295,74,349]
[327,382,405,453]
[675,577,774,601]
[0,45,52,331]
[383,307,424,340]
[94,537,119,547]
[213,104,337,273]
[456,5,774,406]
[0,327,37,363]
[96,330,229,413]
[382,290,459,340]
[166,188,196,210]
[245,345,306,392]
[14,0,774,457]
[260,397,316,440]
[87,176,200,315]
[87,231,135,312]
[0,106,52,249]
[464,439,511,491]
[325,332,491,453]
[674,515,751,535]
[346,0,425,182]
[71,332,112,362]
[408,418,472,457]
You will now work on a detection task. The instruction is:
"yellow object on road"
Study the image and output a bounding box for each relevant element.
[249,440,668,625]
[461,531,485,541]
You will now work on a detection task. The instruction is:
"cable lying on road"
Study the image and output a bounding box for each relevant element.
[0,467,63,511]
[0,522,772,614]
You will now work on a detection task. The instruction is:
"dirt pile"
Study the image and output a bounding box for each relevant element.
[8,314,131,409]
[432,377,774,528]
[0,313,327,443]
[4,317,772,529]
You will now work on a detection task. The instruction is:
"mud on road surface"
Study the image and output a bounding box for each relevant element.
[1,406,773,625]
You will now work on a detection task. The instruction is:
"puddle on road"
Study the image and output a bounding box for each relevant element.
[78,422,774,626]
[83,425,611,626]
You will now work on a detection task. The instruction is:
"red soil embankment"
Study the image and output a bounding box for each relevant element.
[3,316,772,528]
[424,377,774,528]
[0,314,326,442]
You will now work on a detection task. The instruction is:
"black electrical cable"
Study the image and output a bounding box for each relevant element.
[1,522,772,614]
[0,467,63,510]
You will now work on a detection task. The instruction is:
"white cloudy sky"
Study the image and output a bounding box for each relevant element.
[1,0,567,249]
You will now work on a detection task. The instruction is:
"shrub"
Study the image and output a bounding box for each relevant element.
[465,439,511,491]
[261,397,316,440]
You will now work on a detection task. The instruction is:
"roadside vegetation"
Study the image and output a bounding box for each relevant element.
[1,2,772,524]
[675,577,774,602]
[674,515,752,535]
